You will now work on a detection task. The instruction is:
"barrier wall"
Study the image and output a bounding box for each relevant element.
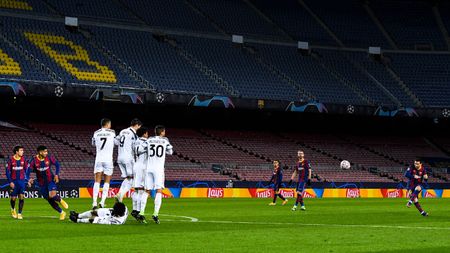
[77,188,449,199]
[0,187,446,199]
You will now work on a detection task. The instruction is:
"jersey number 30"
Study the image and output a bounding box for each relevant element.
[149,144,164,158]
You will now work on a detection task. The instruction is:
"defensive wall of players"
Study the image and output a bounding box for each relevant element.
[1,188,449,199]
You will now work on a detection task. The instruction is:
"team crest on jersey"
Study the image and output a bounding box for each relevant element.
[45,161,50,166]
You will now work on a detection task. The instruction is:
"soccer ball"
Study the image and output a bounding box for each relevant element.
[340,160,351,170]
[55,86,64,97]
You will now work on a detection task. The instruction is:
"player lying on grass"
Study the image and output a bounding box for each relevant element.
[27,145,69,220]
[268,160,288,206]
[5,145,28,219]
[69,202,128,225]
[404,158,428,217]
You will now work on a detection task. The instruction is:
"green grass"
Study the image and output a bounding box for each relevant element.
[1,198,450,253]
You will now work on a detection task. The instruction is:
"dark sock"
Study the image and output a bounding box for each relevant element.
[47,198,62,213]
[278,194,286,201]
[272,194,277,203]
[296,193,304,206]
[19,199,24,214]
[52,195,61,203]
[414,202,424,213]
[410,190,419,202]
[10,199,16,210]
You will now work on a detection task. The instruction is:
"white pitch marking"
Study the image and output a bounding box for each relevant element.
[163,219,450,231]
[3,214,448,231]
[159,214,199,222]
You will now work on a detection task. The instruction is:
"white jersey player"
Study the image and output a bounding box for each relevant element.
[140,125,173,224]
[91,118,116,208]
[69,202,128,225]
[130,127,150,223]
[114,118,142,202]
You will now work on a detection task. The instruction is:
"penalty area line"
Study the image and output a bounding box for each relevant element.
[166,219,450,231]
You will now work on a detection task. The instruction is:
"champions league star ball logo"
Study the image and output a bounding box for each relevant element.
[55,86,64,97]
[156,93,165,103]
[442,108,450,118]
[347,105,355,114]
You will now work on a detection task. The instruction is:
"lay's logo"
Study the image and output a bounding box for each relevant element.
[279,189,295,198]
[346,188,360,198]
[207,188,224,198]
[387,189,402,198]
[256,189,272,198]
[162,191,173,198]
[302,190,316,198]
[424,191,436,198]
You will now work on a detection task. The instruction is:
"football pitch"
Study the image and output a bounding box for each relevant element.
[1,198,450,253]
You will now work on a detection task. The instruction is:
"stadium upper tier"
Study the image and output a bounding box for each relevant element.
[0,123,448,183]
[0,0,449,107]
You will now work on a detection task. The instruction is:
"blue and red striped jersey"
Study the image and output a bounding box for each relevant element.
[407,166,428,186]
[295,160,311,182]
[27,155,60,186]
[5,156,28,182]
[270,167,283,185]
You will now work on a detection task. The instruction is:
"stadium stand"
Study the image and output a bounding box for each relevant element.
[248,0,337,45]
[45,0,141,23]
[0,16,140,87]
[369,0,447,50]
[303,0,391,48]
[384,53,450,107]
[188,0,289,40]
[0,0,450,106]
[86,26,228,95]
[1,121,449,183]
[124,0,218,32]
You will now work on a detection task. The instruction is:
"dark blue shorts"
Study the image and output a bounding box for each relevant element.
[296,182,306,193]
[39,182,58,198]
[408,183,423,192]
[273,184,281,193]
[10,180,26,197]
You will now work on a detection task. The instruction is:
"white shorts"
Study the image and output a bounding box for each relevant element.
[118,161,134,178]
[144,170,165,190]
[133,163,146,189]
[94,162,114,176]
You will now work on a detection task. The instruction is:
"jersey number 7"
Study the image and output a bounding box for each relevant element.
[100,137,107,150]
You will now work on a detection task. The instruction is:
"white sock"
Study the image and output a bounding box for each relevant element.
[140,191,149,215]
[154,192,162,216]
[132,191,139,211]
[118,178,131,201]
[93,182,100,206]
[77,218,90,223]
[78,210,93,219]
[100,183,109,206]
